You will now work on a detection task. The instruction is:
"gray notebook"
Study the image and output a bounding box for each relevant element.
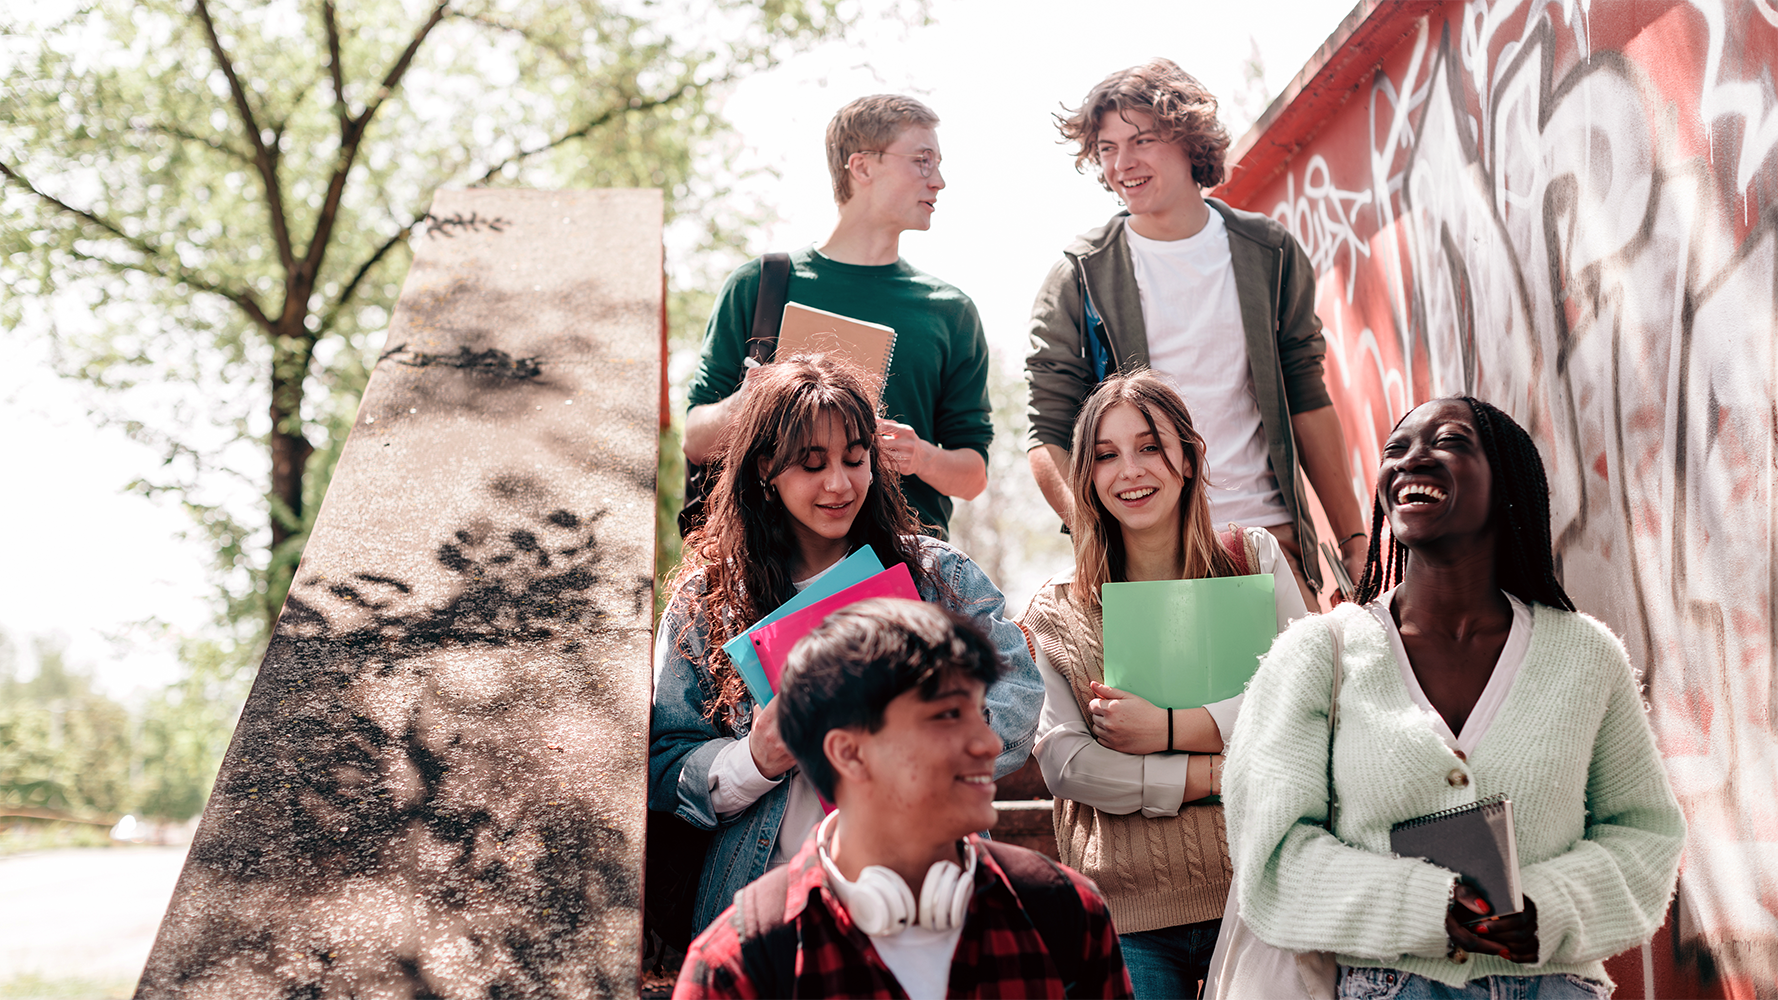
[1390,793,1523,918]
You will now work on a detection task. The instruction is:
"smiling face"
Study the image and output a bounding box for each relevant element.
[849,673,1002,840]
[766,411,873,571]
[1095,110,1198,225]
[1378,399,1496,552]
[856,124,944,233]
[1091,401,1192,540]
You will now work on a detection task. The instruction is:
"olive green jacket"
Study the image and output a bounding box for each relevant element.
[1023,198,1331,587]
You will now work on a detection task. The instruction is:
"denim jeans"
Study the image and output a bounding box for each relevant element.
[1338,966,1613,999]
[1119,918,1221,999]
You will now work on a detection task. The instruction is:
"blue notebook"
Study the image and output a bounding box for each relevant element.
[721,547,884,705]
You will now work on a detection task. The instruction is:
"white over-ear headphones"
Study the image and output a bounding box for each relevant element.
[817,812,975,936]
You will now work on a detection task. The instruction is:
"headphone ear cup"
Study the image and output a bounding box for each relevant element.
[852,865,915,935]
[919,859,970,931]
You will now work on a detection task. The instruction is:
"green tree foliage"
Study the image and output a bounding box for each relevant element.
[0,0,880,638]
[0,630,248,827]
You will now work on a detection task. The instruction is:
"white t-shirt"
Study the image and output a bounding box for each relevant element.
[1125,213,1289,528]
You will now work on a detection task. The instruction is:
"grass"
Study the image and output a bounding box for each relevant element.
[0,972,138,999]
[0,822,113,856]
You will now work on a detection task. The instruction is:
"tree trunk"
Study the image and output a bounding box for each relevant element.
[268,332,314,564]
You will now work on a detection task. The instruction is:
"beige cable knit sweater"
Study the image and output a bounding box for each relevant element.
[1021,580,1233,935]
[1224,601,1685,988]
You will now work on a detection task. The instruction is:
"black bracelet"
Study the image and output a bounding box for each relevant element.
[1337,531,1366,548]
[1167,708,1174,752]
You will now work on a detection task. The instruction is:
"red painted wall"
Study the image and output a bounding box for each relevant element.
[1222,3,1778,996]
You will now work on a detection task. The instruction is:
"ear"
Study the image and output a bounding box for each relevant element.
[847,151,876,189]
[824,727,870,789]
[756,454,772,485]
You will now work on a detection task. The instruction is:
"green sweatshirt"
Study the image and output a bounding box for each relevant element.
[686,247,993,536]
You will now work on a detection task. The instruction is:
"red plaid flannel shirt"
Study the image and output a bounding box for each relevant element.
[673,832,1131,999]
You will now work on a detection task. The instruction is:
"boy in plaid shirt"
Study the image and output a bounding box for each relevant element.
[674,599,1130,999]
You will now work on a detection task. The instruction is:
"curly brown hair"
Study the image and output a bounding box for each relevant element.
[668,354,943,728]
[1056,58,1230,191]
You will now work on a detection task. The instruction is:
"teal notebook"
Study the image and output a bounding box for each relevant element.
[1100,574,1277,709]
[721,547,884,705]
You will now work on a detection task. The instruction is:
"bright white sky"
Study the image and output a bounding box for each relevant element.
[0,0,1352,697]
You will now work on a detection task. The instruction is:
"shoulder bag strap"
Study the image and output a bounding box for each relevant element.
[735,866,799,997]
[1325,617,1344,831]
[748,251,792,364]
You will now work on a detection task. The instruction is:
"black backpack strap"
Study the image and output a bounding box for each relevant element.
[748,251,792,364]
[734,865,799,997]
[677,252,792,539]
[982,841,1087,995]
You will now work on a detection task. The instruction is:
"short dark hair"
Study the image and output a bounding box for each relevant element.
[1355,396,1576,611]
[776,598,1004,799]
[1057,58,1230,190]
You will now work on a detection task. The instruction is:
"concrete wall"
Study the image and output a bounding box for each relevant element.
[139,189,662,999]
[1221,2,1776,995]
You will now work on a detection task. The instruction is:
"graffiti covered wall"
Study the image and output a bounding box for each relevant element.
[1222,1,1776,994]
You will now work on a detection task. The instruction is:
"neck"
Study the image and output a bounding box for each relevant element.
[1118,518,1185,582]
[1127,188,1211,242]
[828,803,963,890]
[820,206,903,266]
[1391,539,1512,637]
[792,533,850,582]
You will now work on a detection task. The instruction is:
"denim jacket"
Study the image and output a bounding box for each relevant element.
[647,536,1042,934]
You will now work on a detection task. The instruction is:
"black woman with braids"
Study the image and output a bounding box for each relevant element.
[1219,397,1683,998]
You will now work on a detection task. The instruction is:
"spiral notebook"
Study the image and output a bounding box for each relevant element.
[777,302,897,405]
[1390,793,1523,918]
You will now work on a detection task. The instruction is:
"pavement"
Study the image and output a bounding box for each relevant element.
[0,846,188,998]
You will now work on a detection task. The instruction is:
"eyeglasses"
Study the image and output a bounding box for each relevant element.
[858,149,941,177]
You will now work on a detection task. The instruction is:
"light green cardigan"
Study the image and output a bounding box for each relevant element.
[1224,602,1684,988]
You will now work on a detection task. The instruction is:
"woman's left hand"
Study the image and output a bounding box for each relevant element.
[1087,681,1169,754]
[1446,883,1538,964]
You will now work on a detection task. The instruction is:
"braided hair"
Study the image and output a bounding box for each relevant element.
[1354,396,1575,610]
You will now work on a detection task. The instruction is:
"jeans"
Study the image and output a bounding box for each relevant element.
[1338,967,1613,999]
[1119,919,1221,999]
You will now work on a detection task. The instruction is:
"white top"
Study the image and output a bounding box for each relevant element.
[1126,212,1288,528]
[1032,527,1310,816]
[708,567,832,866]
[818,814,969,999]
[1367,588,1534,755]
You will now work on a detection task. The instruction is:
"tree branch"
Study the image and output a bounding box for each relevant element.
[138,122,254,165]
[468,79,697,186]
[450,11,578,70]
[322,1,349,135]
[296,2,448,296]
[192,0,296,278]
[0,159,274,331]
[325,221,417,329]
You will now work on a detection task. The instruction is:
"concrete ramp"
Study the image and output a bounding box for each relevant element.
[138,189,662,999]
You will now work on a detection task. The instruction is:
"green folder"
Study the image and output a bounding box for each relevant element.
[1101,574,1278,709]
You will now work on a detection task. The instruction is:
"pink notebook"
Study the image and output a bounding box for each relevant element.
[749,563,921,690]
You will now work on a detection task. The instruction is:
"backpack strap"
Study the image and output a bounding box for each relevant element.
[747,251,793,364]
[1220,523,1254,576]
[981,840,1087,995]
[734,864,799,997]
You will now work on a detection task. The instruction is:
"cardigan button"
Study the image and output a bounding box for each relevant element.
[1453,750,1467,762]
[1450,947,1469,964]
[1447,768,1469,788]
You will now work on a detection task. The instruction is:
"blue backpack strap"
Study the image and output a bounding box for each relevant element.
[1081,284,1111,384]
